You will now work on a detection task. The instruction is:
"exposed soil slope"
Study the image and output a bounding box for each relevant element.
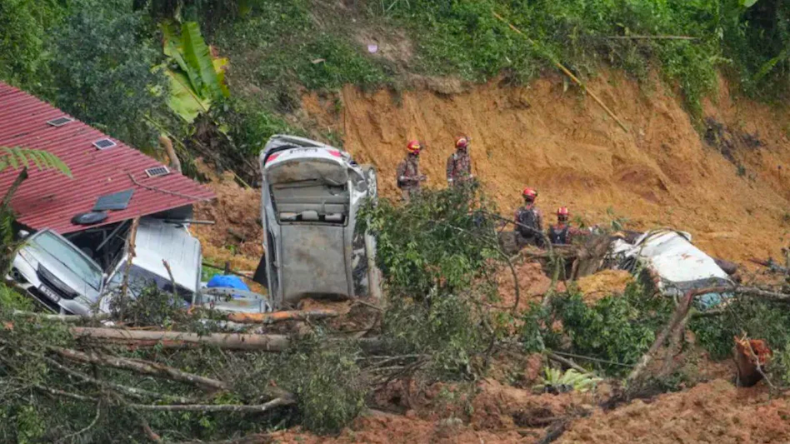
[559,379,790,444]
[302,71,790,263]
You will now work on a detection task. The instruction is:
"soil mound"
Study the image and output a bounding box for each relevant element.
[559,379,790,444]
[576,269,633,302]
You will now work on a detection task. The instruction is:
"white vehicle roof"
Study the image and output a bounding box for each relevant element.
[632,229,729,284]
[134,218,200,293]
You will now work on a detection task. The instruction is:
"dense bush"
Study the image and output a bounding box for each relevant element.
[280,334,367,434]
[361,185,499,299]
[690,295,790,359]
[362,186,502,380]
[522,281,674,376]
[0,0,66,92]
[50,0,167,150]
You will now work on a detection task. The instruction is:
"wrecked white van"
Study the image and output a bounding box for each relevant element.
[609,229,733,306]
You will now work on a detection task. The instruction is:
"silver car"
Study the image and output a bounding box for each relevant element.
[10,230,105,315]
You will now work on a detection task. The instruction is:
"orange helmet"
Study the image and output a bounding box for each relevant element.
[557,207,570,218]
[522,187,537,200]
[455,136,469,149]
[407,140,422,154]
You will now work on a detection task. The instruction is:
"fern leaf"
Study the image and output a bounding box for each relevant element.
[27,150,43,170]
[0,147,72,177]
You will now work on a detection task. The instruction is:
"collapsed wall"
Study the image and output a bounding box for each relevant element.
[302,70,790,263]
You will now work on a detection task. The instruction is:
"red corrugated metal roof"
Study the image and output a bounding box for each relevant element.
[0,82,215,234]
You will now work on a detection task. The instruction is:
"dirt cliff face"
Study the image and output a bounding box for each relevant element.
[303,70,790,263]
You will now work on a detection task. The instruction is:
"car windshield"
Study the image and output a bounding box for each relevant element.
[30,232,102,290]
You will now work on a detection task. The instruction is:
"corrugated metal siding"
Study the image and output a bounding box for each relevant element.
[0,82,215,234]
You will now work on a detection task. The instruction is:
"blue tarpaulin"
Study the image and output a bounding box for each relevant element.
[207,275,250,298]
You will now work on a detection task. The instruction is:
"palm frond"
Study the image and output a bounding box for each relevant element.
[0,147,72,178]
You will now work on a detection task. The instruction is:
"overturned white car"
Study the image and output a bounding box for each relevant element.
[259,135,381,308]
[609,229,733,307]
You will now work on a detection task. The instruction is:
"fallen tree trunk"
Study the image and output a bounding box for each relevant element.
[12,310,110,323]
[51,346,230,391]
[70,327,290,351]
[130,397,294,413]
[734,286,790,303]
[68,326,386,354]
[226,309,339,324]
[626,286,729,386]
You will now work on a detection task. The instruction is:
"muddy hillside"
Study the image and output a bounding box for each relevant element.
[301,71,790,263]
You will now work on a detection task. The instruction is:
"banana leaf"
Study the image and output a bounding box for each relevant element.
[162,22,200,94]
[182,21,228,101]
[165,68,211,123]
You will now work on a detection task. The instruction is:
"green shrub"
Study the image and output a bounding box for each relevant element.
[382,293,486,381]
[360,185,499,299]
[220,99,302,157]
[0,284,33,312]
[361,186,500,380]
[522,281,673,376]
[281,334,366,434]
[690,296,790,360]
[379,0,786,113]
[49,0,167,150]
[0,0,67,92]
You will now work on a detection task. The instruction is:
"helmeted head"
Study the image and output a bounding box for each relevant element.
[557,207,570,223]
[407,140,422,156]
[522,187,537,203]
[455,136,470,151]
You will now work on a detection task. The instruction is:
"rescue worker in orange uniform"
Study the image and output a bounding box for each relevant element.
[396,140,427,202]
[548,207,581,245]
[514,187,543,247]
[446,135,473,187]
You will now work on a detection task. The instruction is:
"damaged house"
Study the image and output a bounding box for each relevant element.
[0,82,260,315]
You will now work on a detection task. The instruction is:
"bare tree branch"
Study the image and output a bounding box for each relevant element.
[129,397,294,413]
[50,346,230,392]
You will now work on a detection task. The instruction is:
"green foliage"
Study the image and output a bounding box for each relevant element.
[383,294,486,380]
[0,147,72,177]
[0,284,33,312]
[110,284,189,328]
[143,0,254,31]
[773,342,790,387]
[378,0,790,114]
[362,186,499,380]
[215,0,390,96]
[534,367,602,394]
[523,281,673,376]
[162,21,230,122]
[690,296,790,360]
[0,0,66,92]
[361,186,499,299]
[219,99,302,157]
[49,0,167,150]
[296,37,392,91]
[281,334,366,434]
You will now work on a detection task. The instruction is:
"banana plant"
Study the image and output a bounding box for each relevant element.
[534,367,602,394]
[161,21,229,123]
